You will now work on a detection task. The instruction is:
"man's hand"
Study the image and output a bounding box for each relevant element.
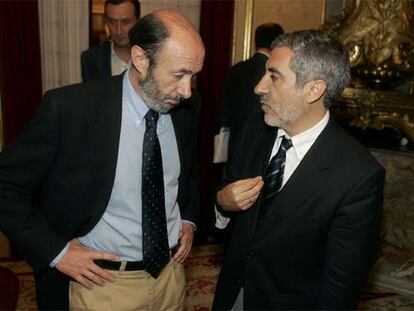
[217,176,263,212]
[173,222,194,263]
[56,239,118,289]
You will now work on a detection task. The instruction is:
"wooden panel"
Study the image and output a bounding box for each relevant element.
[253,0,325,34]
[232,0,326,64]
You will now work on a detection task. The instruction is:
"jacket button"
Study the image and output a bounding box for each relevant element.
[247,250,255,258]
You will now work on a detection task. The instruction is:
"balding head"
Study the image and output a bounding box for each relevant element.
[129,9,204,67]
[152,9,196,32]
[153,9,203,46]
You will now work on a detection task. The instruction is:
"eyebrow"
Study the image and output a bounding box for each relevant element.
[268,67,282,76]
[175,69,198,75]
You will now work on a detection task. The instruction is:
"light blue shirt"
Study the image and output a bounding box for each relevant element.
[53,69,182,264]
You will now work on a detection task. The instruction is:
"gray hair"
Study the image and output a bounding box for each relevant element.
[271,30,350,108]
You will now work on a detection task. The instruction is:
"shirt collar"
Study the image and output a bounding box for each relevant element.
[277,111,330,161]
[122,68,166,128]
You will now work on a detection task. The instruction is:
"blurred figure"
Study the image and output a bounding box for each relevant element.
[81,0,140,81]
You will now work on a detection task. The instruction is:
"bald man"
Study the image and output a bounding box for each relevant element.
[0,9,204,310]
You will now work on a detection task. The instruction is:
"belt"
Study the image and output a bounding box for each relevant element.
[94,246,178,271]
[94,260,145,271]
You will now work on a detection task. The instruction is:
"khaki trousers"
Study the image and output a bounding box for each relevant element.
[69,259,185,311]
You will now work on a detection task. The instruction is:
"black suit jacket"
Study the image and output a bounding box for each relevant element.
[219,53,267,162]
[213,113,385,310]
[81,41,112,81]
[0,75,201,309]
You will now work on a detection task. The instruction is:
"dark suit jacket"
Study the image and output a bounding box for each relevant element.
[213,113,385,310]
[81,41,112,81]
[219,53,267,163]
[0,75,201,310]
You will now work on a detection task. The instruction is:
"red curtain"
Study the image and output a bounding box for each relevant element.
[0,0,43,145]
[197,0,234,241]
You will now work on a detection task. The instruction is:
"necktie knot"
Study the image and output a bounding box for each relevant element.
[145,110,159,129]
[280,136,293,152]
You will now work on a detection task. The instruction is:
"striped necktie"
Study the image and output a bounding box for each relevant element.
[261,136,293,203]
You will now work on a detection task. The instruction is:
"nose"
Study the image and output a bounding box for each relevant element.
[116,21,123,34]
[254,75,267,95]
[177,78,192,99]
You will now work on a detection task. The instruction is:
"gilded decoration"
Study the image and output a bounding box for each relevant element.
[322,0,414,143]
[333,88,414,141]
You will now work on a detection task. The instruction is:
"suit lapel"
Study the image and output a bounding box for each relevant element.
[90,75,123,218]
[253,119,338,241]
[239,120,277,239]
[240,119,277,179]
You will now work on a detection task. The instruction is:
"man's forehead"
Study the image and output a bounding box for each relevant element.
[157,36,204,59]
[267,47,292,65]
[105,2,136,17]
[270,47,293,60]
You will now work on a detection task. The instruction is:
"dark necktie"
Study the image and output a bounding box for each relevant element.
[261,136,293,203]
[142,109,170,278]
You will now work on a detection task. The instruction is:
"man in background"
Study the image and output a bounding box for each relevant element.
[217,23,284,164]
[213,30,384,310]
[81,0,140,81]
[0,9,204,310]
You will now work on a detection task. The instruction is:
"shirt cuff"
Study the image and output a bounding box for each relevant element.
[49,242,69,267]
[182,219,197,231]
[214,205,231,229]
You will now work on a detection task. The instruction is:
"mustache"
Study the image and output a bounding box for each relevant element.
[164,96,184,103]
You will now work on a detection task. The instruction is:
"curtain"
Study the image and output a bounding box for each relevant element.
[141,0,201,30]
[38,0,89,92]
[197,0,234,241]
[0,0,43,145]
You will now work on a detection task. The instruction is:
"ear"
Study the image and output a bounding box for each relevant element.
[303,80,327,105]
[130,45,150,78]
